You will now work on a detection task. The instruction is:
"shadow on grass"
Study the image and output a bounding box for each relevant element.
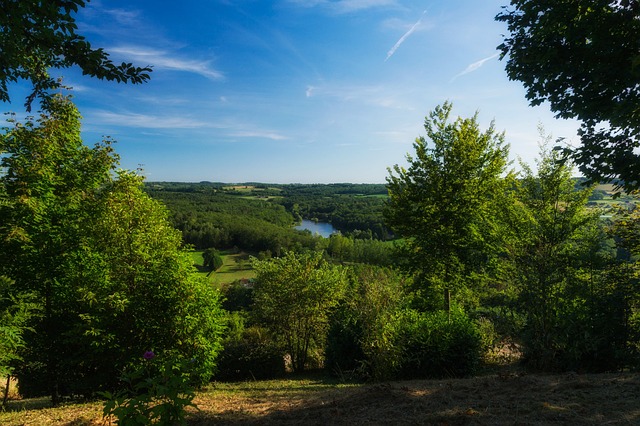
[193,264,210,273]
[2,397,52,412]
[187,372,640,426]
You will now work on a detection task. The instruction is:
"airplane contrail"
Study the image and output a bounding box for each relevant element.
[450,52,500,82]
[385,10,427,62]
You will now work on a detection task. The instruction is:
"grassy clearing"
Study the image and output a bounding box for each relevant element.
[2,370,639,425]
[190,250,256,286]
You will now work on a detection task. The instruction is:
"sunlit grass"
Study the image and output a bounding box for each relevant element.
[2,372,639,425]
[190,250,256,286]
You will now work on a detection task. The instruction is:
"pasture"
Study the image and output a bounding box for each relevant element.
[190,250,256,286]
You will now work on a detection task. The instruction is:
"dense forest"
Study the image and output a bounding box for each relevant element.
[145,182,395,265]
[146,182,392,242]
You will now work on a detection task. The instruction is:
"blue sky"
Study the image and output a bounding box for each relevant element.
[3,0,580,183]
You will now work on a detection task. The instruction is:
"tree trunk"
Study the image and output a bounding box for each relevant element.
[2,375,10,406]
[444,288,451,322]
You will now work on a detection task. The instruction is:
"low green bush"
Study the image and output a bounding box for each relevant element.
[215,325,285,381]
[100,351,199,426]
[397,307,483,379]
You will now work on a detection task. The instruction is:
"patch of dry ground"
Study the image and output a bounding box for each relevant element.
[1,371,639,425]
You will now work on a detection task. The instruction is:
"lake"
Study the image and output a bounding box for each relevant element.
[295,219,337,238]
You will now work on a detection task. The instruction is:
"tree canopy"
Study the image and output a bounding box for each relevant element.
[385,102,511,310]
[0,95,224,401]
[496,1,640,191]
[252,251,346,372]
[0,0,151,110]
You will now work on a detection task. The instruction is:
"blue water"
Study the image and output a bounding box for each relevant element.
[295,219,336,238]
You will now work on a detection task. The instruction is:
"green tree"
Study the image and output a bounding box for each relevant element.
[0,276,38,398]
[505,139,620,371]
[1,0,151,110]
[325,265,409,380]
[252,251,346,372]
[0,95,224,402]
[496,1,640,191]
[202,248,224,272]
[385,102,511,312]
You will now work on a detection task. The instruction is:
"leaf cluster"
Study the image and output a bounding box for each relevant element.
[100,353,198,426]
[0,0,152,110]
[497,0,640,190]
[252,251,347,372]
[385,102,511,301]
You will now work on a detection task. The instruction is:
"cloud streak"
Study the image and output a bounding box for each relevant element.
[90,110,211,129]
[450,53,500,82]
[305,82,414,110]
[109,46,224,80]
[385,10,426,62]
[288,0,397,14]
[229,131,289,141]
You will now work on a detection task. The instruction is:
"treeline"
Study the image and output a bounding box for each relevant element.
[277,184,390,239]
[146,183,394,255]
[145,190,315,255]
[280,194,392,240]
[147,182,392,241]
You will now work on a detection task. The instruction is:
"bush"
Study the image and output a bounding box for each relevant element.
[203,248,224,272]
[101,351,198,426]
[221,280,254,312]
[325,266,407,381]
[521,282,633,373]
[397,307,483,379]
[215,323,285,382]
[325,311,365,378]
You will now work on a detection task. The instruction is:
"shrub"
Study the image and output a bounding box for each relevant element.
[214,325,285,381]
[325,310,365,378]
[202,248,224,272]
[520,277,634,373]
[325,266,409,381]
[397,307,483,379]
[221,280,254,312]
[100,351,199,426]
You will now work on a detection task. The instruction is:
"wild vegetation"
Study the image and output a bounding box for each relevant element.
[2,97,640,423]
[2,1,640,425]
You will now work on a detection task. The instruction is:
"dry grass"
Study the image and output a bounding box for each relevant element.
[2,369,639,425]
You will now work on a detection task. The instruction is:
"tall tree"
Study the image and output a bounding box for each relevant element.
[385,102,511,311]
[496,1,640,191]
[503,134,628,372]
[0,0,151,110]
[0,95,224,402]
[252,251,346,372]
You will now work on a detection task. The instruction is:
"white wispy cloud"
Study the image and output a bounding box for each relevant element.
[288,0,397,14]
[385,10,427,61]
[102,7,141,26]
[332,0,397,13]
[228,131,289,141]
[306,82,413,110]
[306,86,316,98]
[90,111,211,129]
[109,46,224,80]
[450,53,500,82]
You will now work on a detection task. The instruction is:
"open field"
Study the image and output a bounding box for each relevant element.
[190,250,256,286]
[1,370,639,425]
